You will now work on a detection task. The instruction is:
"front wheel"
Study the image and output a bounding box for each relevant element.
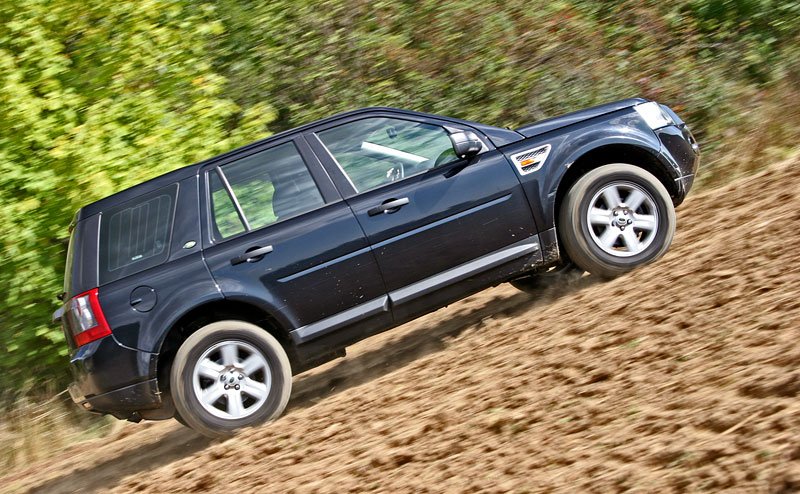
[558,164,676,279]
[170,320,292,438]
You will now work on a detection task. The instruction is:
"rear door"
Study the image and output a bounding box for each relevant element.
[307,113,540,320]
[200,136,391,344]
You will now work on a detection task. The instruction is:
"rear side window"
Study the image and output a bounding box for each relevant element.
[209,172,246,238]
[99,184,178,284]
[208,142,325,240]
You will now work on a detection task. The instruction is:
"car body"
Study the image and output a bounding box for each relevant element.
[54,98,699,435]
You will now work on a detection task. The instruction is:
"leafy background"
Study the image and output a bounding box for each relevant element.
[1,0,799,396]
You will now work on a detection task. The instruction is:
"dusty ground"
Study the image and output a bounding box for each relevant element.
[3,157,799,493]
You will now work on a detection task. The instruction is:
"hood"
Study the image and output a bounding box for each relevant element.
[516,98,646,138]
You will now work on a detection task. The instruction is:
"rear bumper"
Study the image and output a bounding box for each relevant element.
[69,378,160,420]
[68,334,161,419]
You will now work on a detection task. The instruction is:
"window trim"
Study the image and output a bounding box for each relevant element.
[313,132,358,193]
[214,166,251,231]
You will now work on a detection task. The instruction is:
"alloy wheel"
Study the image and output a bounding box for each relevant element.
[191,340,272,420]
[586,181,659,258]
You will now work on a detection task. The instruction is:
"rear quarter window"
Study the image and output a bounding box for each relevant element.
[99,184,178,285]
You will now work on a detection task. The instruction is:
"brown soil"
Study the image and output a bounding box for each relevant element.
[4,157,800,493]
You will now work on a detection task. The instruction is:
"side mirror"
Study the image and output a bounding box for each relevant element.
[449,131,483,159]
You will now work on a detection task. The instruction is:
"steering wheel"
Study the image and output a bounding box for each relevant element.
[385,162,404,182]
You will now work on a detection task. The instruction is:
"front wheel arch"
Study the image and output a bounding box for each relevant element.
[549,144,677,265]
[554,144,677,229]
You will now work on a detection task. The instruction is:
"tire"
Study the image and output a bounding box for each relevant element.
[158,390,188,427]
[510,263,585,294]
[558,163,675,279]
[170,320,292,438]
[173,410,188,427]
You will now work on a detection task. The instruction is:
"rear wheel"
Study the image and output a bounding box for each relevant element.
[173,410,188,427]
[170,320,292,438]
[558,163,675,279]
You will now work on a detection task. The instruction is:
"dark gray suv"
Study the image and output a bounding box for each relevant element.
[54,99,699,436]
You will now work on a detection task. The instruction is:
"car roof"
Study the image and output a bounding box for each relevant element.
[76,107,522,220]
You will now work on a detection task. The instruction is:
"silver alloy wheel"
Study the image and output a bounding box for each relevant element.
[586,181,659,258]
[191,340,271,420]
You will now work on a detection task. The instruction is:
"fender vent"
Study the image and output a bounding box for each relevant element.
[510,144,552,175]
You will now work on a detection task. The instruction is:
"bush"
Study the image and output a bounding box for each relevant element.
[1,0,798,394]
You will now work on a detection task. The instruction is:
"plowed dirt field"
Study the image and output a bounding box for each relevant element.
[4,157,799,493]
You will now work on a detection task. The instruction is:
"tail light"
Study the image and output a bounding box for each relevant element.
[66,288,112,347]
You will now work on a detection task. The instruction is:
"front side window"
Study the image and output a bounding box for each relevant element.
[209,142,325,240]
[317,117,457,193]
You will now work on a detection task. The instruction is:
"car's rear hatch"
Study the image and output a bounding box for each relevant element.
[53,210,101,350]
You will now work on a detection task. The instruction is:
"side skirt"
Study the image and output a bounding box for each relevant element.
[289,236,542,345]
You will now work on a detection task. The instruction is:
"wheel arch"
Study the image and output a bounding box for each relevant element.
[553,142,678,231]
[152,299,294,412]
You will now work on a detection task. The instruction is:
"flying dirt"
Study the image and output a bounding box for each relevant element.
[3,156,799,493]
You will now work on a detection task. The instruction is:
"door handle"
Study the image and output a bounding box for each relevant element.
[231,245,274,265]
[368,197,410,216]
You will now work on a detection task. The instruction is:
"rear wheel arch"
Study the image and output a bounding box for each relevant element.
[170,320,292,437]
[154,300,295,412]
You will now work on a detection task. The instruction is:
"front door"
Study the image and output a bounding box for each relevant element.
[201,137,391,346]
[309,115,540,321]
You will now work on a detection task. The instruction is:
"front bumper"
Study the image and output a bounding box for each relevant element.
[68,334,161,419]
[656,124,701,205]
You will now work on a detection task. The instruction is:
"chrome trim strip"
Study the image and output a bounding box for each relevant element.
[289,236,541,344]
[289,296,390,344]
[388,238,540,305]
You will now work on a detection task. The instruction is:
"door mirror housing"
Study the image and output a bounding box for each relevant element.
[449,131,483,159]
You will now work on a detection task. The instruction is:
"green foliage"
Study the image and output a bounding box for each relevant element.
[1,0,798,393]
[0,0,274,390]
[209,0,800,179]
